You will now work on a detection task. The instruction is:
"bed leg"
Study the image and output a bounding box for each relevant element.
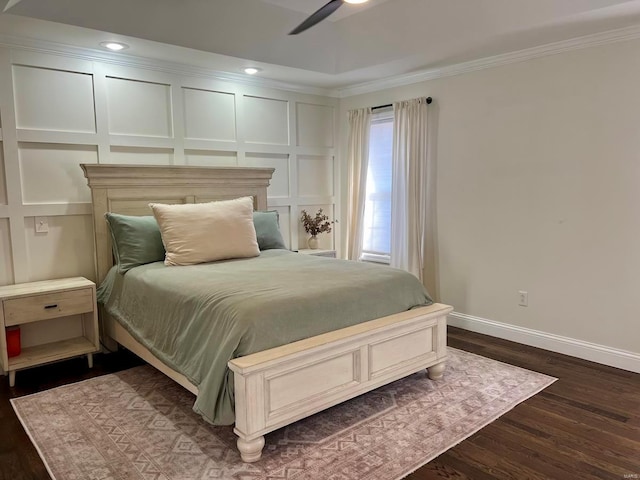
[427,361,446,380]
[237,435,265,463]
[101,336,118,353]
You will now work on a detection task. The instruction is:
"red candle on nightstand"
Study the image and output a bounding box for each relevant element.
[6,327,20,358]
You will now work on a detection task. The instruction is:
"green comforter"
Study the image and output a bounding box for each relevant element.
[98,250,432,425]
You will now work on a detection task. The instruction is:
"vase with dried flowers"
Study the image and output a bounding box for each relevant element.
[300,208,334,249]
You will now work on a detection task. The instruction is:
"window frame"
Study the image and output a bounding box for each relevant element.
[360,107,393,265]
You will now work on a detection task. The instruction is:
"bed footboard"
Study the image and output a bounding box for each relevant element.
[228,302,451,462]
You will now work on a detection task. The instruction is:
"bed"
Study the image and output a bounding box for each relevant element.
[82,164,453,462]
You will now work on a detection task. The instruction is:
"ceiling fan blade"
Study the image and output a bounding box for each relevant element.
[289,0,343,35]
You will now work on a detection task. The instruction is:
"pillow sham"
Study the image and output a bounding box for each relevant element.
[150,197,260,266]
[253,211,286,250]
[105,213,165,273]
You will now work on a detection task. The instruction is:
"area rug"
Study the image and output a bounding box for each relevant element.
[11,348,555,480]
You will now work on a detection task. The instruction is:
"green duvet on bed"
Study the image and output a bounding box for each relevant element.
[99,250,432,425]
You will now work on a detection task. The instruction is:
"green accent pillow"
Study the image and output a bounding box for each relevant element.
[253,211,286,250]
[105,213,165,273]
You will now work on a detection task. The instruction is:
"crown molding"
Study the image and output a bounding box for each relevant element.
[0,33,336,98]
[336,23,640,98]
[3,21,640,100]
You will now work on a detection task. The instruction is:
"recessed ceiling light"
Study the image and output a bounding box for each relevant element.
[100,42,129,52]
[344,0,369,3]
[243,67,261,75]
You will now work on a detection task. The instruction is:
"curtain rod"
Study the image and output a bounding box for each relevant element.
[371,97,432,110]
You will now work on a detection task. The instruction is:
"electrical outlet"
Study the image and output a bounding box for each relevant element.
[35,216,49,233]
[518,290,528,307]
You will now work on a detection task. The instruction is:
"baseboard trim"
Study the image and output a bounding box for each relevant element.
[448,312,640,374]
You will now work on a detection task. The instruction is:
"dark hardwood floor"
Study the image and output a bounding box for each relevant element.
[408,328,640,480]
[1,327,638,480]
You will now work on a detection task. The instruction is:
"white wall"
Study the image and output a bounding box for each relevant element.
[339,38,640,364]
[0,46,339,289]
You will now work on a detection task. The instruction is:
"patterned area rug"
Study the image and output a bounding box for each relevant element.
[11,348,555,480]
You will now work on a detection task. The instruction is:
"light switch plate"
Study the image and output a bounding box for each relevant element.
[35,216,49,233]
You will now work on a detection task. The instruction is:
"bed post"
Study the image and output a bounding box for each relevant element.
[427,315,447,380]
[237,437,265,463]
[427,362,446,380]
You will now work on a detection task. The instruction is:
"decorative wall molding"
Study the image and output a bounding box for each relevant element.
[336,23,640,97]
[0,33,335,98]
[4,22,640,100]
[448,312,640,374]
[0,42,339,286]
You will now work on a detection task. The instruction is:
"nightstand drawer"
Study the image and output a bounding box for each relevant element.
[4,287,94,327]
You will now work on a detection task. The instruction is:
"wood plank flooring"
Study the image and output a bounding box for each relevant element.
[408,327,640,480]
[1,327,638,480]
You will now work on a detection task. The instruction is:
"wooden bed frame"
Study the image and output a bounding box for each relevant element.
[81,164,452,462]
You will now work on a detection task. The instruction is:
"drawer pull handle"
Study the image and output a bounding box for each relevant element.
[44,304,58,309]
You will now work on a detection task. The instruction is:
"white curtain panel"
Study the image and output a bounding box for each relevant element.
[390,97,435,292]
[345,108,372,260]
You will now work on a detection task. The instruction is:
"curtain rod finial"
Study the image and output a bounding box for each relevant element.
[426,97,432,104]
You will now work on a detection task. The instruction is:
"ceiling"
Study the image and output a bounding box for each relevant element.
[261,0,395,21]
[2,0,640,91]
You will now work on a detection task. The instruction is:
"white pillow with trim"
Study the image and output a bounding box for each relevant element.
[150,197,259,266]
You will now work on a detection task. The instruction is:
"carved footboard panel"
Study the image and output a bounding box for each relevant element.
[229,303,451,462]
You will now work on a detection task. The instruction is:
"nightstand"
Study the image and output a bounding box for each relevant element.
[0,277,99,387]
[297,249,337,258]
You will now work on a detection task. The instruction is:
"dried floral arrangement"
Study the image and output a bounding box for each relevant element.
[300,208,335,236]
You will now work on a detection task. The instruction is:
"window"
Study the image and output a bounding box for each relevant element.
[361,109,393,263]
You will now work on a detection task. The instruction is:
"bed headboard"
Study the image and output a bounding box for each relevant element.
[81,164,274,284]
